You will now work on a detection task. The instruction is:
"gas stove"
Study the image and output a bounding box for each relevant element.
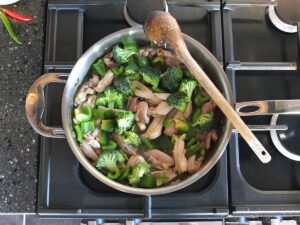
[38,0,300,224]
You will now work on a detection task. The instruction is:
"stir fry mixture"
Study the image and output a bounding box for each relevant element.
[72,36,220,188]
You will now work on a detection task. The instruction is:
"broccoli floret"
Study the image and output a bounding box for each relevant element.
[166,92,188,112]
[115,111,135,134]
[179,79,197,101]
[121,36,139,53]
[160,66,183,92]
[103,87,124,109]
[193,90,210,107]
[96,150,127,180]
[128,162,151,186]
[123,131,141,147]
[191,112,214,131]
[113,77,132,96]
[112,45,136,64]
[139,66,160,88]
[125,62,139,75]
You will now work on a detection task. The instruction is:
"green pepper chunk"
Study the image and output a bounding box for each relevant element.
[74,105,93,123]
[73,125,83,143]
[80,121,96,134]
[101,119,115,132]
[136,55,149,67]
[122,36,139,52]
[99,131,109,145]
[156,176,169,187]
[191,108,201,124]
[186,141,203,158]
[139,174,156,188]
[92,58,106,77]
[102,140,118,151]
[163,116,173,128]
[152,56,164,64]
[142,139,155,150]
[107,168,121,180]
[112,65,125,76]
[186,137,197,148]
[174,119,189,132]
[118,166,131,181]
[93,109,106,120]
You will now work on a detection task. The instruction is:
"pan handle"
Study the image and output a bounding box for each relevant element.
[25,73,68,138]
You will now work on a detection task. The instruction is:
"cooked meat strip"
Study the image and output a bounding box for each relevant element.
[83,95,96,108]
[112,134,137,156]
[141,115,165,139]
[187,155,204,173]
[144,149,175,169]
[211,129,219,142]
[152,169,177,182]
[204,131,212,150]
[94,70,114,93]
[183,101,193,119]
[80,141,99,162]
[127,96,139,112]
[201,100,216,114]
[127,155,145,167]
[131,80,155,99]
[163,110,185,136]
[149,101,173,117]
[74,82,95,106]
[173,134,188,174]
[103,57,117,68]
[135,101,150,124]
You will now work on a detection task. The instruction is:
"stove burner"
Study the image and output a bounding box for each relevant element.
[270,114,300,161]
[267,0,300,33]
[123,0,168,27]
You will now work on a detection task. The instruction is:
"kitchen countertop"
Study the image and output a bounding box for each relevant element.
[0,0,46,212]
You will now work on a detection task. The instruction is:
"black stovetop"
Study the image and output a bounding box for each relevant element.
[39,0,300,219]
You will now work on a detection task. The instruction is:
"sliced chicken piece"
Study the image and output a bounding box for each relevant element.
[141,115,165,139]
[91,128,100,139]
[144,149,175,170]
[83,95,96,108]
[135,101,150,124]
[137,122,147,131]
[138,47,156,57]
[183,101,193,119]
[159,50,182,66]
[196,131,208,141]
[187,155,205,173]
[147,96,164,106]
[127,96,139,112]
[103,57,117,68]
[112,134,137,156]
[201,100,217,114]
[88,75,99,88]
[152,169,177,182]
[149,101,173,117]
[74,82,95,106]
[131,80,155,99]
[173,134,188,174]
[204,131,212,150]
[84,132,101,149]
[127,155,145,167]
[95,70,114,93]
[154,93,170,100]
[211,129,219,142]
[80,141,99,162]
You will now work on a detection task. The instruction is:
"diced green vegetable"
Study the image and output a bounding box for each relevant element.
[152,56,164,64]
[74,105,93,123]
[101,119,115,132]
[93,108,106,119]
[192,108,201,124]
[186,142,203,158]
[81,121,96,134]
[136,55,149,67]
[73,124,83,142]
[118,166,132,181]
[142,139,155,150]
[99,130,109,145]
[128,162,151,186]
[174,119,189,132]
[102,140,118,151]
[163,116,173,128]
[156,176,169,187]
[186,137,197,148]
[92,58,106,77]
[122,35,139,52]
[111,65,124,76]
[139,174,156,188]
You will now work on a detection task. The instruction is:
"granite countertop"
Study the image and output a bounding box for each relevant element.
[0,0,46,212]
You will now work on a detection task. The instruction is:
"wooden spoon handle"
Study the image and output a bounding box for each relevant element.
[178,42,271,163]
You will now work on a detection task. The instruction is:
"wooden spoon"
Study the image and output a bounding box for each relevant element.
[144,11,271,163]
